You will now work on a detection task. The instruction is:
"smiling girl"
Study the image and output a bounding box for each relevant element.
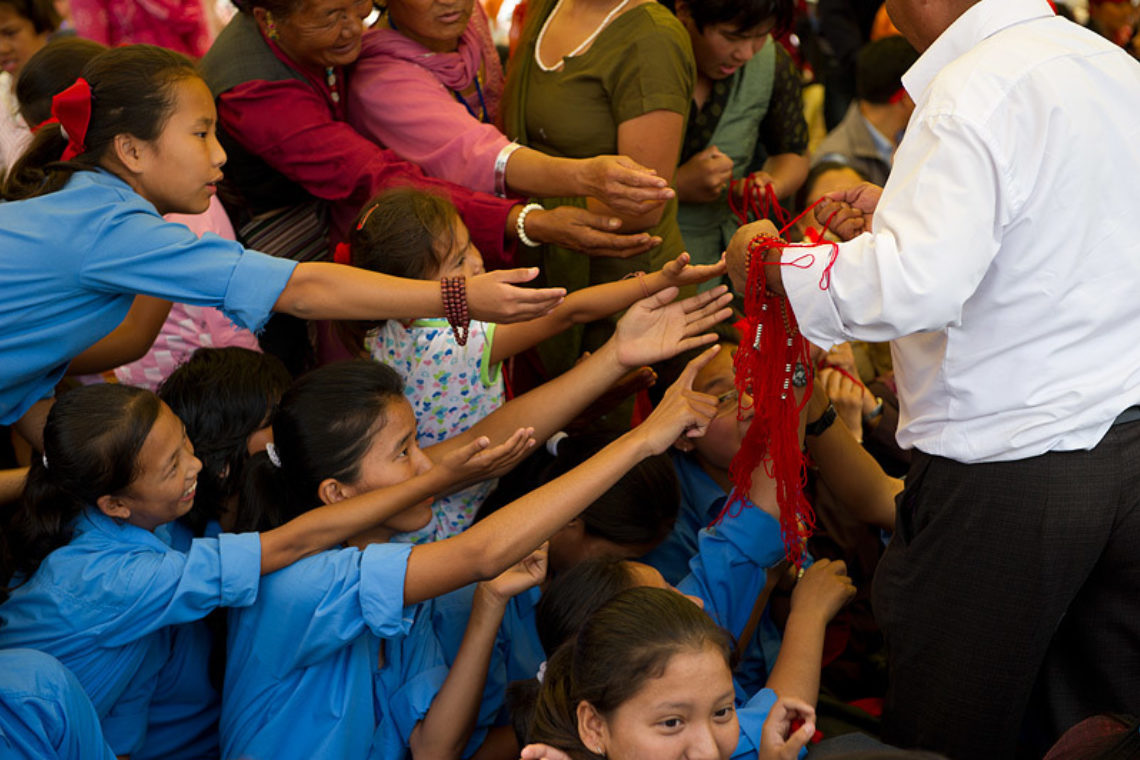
[0,44,566,448]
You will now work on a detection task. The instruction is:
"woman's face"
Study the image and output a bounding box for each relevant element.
[264,0,372,69]
[0,3,49,77]
[583,643,738,760]
[385,0,474,53]
[342,398,436,533]
[105,403,203,532]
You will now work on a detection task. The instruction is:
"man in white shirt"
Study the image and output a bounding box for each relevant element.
[727,0,1140,756]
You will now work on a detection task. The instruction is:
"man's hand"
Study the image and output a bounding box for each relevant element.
[816,182,883,241]
[725,220,783,295]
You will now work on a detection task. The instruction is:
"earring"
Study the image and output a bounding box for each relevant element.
[266,11,279,39]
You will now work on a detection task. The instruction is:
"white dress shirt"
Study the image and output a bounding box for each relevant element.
[783,0,1140,463]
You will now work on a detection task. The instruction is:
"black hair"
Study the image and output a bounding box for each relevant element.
[0,0,60,34]
[158,348,292,536]
[855,36,919,104]
[3,44,198,201]
[0,385,161,601]
[235,359,406,533]
[535,557,639,658]
[528,587,733,760]
[544,433,679,549]
[336,187,459,353]
[669,0,795,35]
[15,37,108,127]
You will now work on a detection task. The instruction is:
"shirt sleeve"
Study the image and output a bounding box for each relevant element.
[348,57,511,195]
[216,79,517,267]
[731,688,781,760]
[676,492,786,638]
[77,206,296,333]
[90,532,261,647]
[758,45,809,158]
[607,11,695,124]
[782,111,1005,348]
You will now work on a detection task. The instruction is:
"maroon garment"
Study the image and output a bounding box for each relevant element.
[208,20,517,268]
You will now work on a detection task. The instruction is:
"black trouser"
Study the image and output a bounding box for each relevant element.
[872,419,1140,759]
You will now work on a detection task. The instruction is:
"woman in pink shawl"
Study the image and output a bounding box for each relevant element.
[347,0,673,214]
[69,0,213,57]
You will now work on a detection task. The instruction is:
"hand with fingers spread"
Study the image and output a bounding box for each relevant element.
[790,558,857,626]
[759,697,817,760]
[816,182,883,241]
[578,155,675,216]
[611,286,734,368]
[467,269,566,323]
[675,145,735,204]
[521,206,662,258]
[632,345,722,455]
[434,427,537,492]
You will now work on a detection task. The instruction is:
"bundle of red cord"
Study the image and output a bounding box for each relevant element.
[713,192,844,566]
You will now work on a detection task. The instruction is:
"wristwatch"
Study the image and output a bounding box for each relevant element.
[805,402,837,437]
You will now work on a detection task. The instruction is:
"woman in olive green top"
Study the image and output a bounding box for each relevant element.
[501,0,695,377]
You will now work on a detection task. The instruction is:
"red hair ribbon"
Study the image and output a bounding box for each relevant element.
[51,78,93,161]
[334,242,352,265]
[888,87,909,104]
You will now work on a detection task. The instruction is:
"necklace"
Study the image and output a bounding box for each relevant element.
[534,0,633,72]
[325,66,339,104]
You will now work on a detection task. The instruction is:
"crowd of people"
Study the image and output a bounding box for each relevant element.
[1,0,1139,758]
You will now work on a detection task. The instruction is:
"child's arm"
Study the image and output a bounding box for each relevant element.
[0,467,27,505]
[410,547,547,760]
[428,287,733,464]
[66,296,172,376]
[403,346,723,606]
[488,253,727,365]
[763,558,856,706]
[275,264,565,325]
[256,432,533,575]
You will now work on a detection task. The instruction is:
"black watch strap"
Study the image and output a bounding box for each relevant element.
[805,403,838,437]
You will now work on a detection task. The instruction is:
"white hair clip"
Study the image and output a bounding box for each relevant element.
[536,660,547,683]
[41,452,49,469]
[265,442,282,468]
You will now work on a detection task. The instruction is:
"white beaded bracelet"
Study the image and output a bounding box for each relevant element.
[516,202,543,248]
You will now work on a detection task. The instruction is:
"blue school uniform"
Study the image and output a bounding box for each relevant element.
[0,169,296,425]
[0,508,261,756]
[0,649,116,760]
[643,451,729,585]
[221,543,414,760]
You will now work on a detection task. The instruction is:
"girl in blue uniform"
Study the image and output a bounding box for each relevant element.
[0,44,564,443]
[0,382,519,758]
[221,288,731,760]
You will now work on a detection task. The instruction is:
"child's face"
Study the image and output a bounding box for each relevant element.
[433,215,485,280]
[342,398,436,533]
[130,76,226,217]
[101,403,203,532]
[677,343,751,480]
[584,643,738,760]
[0,3,48,77]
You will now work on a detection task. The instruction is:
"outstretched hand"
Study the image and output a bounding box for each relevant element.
[468,269,565,323]
[657,251,728,289]
[816,182,883,241]
[520,745,573,760]
[633,345,721,456]
[759,697,817,760]
[524,206,662,258]
[725,220,781,294]
[483,543,548,603]
[611,286,733,368]
[435,427,536,492]
[581,155,674,216]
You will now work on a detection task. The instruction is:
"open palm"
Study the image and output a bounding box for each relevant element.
[611,286,733,368]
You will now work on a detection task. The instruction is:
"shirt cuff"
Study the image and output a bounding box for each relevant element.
[781,241,849,349]
[360,543,416,638]
[220,249,298,333]
[217,532,262,608]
